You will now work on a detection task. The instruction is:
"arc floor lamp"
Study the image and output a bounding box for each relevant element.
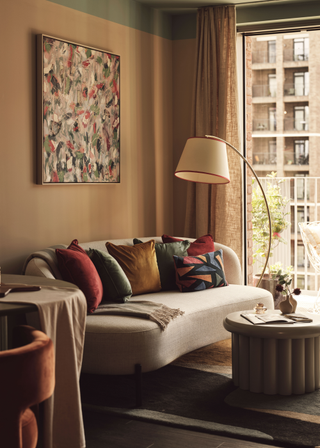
[175,135,271,288]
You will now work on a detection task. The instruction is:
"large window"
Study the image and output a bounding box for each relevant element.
[246,30,320,293]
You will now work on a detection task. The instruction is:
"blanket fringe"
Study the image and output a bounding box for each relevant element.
[149,305,185,331]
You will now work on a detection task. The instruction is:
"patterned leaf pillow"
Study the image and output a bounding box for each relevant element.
[173,250,228,292]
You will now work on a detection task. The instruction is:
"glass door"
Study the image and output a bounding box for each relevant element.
[294,106,308,131]
[269,74,277,97]
[269,107,276,131]
[294,73,304,96]
[268,40,276,63]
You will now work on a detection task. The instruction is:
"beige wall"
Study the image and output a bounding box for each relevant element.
[0,0,173,273]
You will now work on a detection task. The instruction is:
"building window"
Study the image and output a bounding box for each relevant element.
[269,107,276,131]
[297,244,305,267]
[294,139,309,165]
[269,140,277,163]
[268,40,276,63]
[294,72,309,96]
[294,106,309,131]
[269,74,277,97]
[294,37,309,61]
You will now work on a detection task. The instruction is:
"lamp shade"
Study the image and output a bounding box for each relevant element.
[175,136,230,184]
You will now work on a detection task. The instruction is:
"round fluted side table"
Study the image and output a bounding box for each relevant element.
[223,310,320,395]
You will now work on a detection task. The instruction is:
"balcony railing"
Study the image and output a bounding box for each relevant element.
[283,49,309,62]
[253,119,277,132]
[253,84,277,98]
[252,50,276,64]
[283,118,309,131]
[284,83,309,96]
[253,152,277,165]
[284,152,309,165]
[252,177,320,294]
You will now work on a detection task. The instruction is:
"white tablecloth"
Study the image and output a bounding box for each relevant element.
[2,275,87,448]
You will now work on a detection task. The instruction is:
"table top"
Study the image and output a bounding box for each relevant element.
[223,310,320,339]
[0,274,78,317]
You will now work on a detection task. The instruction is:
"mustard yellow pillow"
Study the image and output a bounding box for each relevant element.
[105,240,161,295]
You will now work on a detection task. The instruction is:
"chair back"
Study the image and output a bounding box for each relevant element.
[0,325,55,447]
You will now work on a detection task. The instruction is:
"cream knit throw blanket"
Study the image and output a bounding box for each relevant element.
[93,300,185,331]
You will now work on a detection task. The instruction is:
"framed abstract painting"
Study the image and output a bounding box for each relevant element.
[37,34,120,184]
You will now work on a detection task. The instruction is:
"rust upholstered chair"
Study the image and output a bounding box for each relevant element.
[0,325,55,448]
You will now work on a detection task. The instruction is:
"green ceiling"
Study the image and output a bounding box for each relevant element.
[49,0,320,40]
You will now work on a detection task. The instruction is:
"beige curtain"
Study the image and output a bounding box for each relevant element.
[185,5,242,264]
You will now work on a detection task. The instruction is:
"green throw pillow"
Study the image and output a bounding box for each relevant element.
[133,239,190,291]
[87,249,132,303]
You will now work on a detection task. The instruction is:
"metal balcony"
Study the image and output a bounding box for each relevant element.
[253,152,277,165]
[252,176,320,294]
[253,84,277,98]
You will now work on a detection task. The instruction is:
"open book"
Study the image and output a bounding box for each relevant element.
[241,312,296,325]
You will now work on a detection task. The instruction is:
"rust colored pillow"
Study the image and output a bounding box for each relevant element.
[105,240,161,296]
[162,234,214,256]
[67,239,87,254]
[56,239,103,313]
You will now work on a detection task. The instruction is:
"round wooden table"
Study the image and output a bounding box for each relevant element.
[223,310,320,395]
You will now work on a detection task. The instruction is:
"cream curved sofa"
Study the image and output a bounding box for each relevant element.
[24,236,274,378]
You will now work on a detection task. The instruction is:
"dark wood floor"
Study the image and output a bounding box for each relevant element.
[83,412,286,448]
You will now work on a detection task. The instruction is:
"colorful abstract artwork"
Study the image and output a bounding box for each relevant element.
[38,35,120,184]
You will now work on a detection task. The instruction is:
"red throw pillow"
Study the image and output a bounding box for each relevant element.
[56,240,103,313]
[67,239,87,254]
[162,234,214,256]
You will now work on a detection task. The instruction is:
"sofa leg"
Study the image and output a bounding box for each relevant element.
[134,363,142,407]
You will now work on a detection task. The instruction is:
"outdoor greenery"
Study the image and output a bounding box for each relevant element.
[252,172,291,276]
[270,263,293,292]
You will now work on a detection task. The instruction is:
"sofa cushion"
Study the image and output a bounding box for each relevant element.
[162,234,214,256]
[133,239,190,291]
[56,240,103,313]
[83,285,274,375]
[87,249,132,303]
[105,240,161,295]
[173,250,228,292]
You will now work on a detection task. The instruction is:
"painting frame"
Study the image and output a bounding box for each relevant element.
[37,34,120,185]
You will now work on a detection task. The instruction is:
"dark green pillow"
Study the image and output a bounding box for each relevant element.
[87,249,132,303]
[133,239,190,291]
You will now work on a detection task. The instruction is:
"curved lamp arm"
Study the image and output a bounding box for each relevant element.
[205,135,272,288]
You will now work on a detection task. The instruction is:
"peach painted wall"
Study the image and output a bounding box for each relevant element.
[0,0,173,273]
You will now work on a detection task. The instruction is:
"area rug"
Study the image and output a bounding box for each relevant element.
[81,340,320,448]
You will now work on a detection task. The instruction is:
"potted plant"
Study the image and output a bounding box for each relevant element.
[252,172,291,301]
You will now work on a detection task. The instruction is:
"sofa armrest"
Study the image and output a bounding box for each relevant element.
[214,242,242,285]
[24,258,57,279]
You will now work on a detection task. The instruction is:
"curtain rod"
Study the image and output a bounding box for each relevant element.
[237,16,320,33]
[200,0,300,9]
